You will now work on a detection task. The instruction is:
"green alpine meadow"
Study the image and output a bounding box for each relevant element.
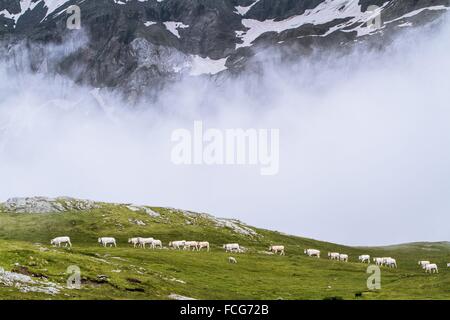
[0,198,448,300]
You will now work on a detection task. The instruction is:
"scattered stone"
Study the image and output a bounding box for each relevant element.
[126,205,160,217]
[0,267,61,295]
[168,293,196,300]
[162,276,186,284]
[170,278,186,284]
[96,275,109,282]
[128,218,146,226]
[111,257,128,262]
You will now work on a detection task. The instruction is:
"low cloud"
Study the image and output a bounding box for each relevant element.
[1,15,450,245]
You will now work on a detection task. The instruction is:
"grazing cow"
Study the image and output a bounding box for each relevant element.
[98,237,117,247]
[128,237,141,248]
[269,245,285,255]
[223,243,240,253]
[328,252,340,260]
[447,263,450,268]
[304,249,320,258]
[184,241,199,251]
[229,257,237,264]
[50,236,72,248]
[139,237,154,249]
[359,255,370,263]
[384,258,397,268]
[339,254,349,262]
[151,239,163,249]
[198,242,210,252]
[425,263,438,274]
[169,240,186,250]
[418,260,431,269]
[373,257,383,266]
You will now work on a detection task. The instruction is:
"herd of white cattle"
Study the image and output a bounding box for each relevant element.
[49,237,447,273]
[304,248,447,273]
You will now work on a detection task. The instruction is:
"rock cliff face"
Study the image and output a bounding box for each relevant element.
[1,0,449,96]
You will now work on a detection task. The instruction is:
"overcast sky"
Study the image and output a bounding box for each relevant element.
[1,16,450,246]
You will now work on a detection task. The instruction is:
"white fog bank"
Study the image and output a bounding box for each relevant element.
[1,16,450,245]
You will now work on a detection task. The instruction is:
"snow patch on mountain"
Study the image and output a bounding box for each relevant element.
[235,0,391,48]
[41,0,71,18]
[163,21,189,38]
[189,56,228,76]
[235,0,261,16]
[0,0,71,26]
[0,0,39,24]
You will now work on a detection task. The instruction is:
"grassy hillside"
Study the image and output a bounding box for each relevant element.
[0,200,449,300]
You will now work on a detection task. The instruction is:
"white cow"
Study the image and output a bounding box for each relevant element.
[359,255,370,263]
[425,263,438,274]
[169,240,186,250]
[339,254,349,262]
[328,252,340,260]
[184,241,199,251]
[269,245,285,255]
[373,257,383,266]
[304,249,320,258]
[229,257,237,264]
[418,260,431,269]
[223,243,240,253]
[447,263,450,268]
[51,236,72,248]
[384,258,397,268]
[151,239,163,249]
[128,237,141,248]
[139,237,154,248]
[198,241,210,252]
[98,237,116,247]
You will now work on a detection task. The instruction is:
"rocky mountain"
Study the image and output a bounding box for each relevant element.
[1,0,449,97]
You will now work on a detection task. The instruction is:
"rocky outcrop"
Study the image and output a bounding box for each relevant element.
[213,218,259,237]
[170,208,259,236]
[2,197,99,213]
[126,204,160,217]
[0,267,61,295]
